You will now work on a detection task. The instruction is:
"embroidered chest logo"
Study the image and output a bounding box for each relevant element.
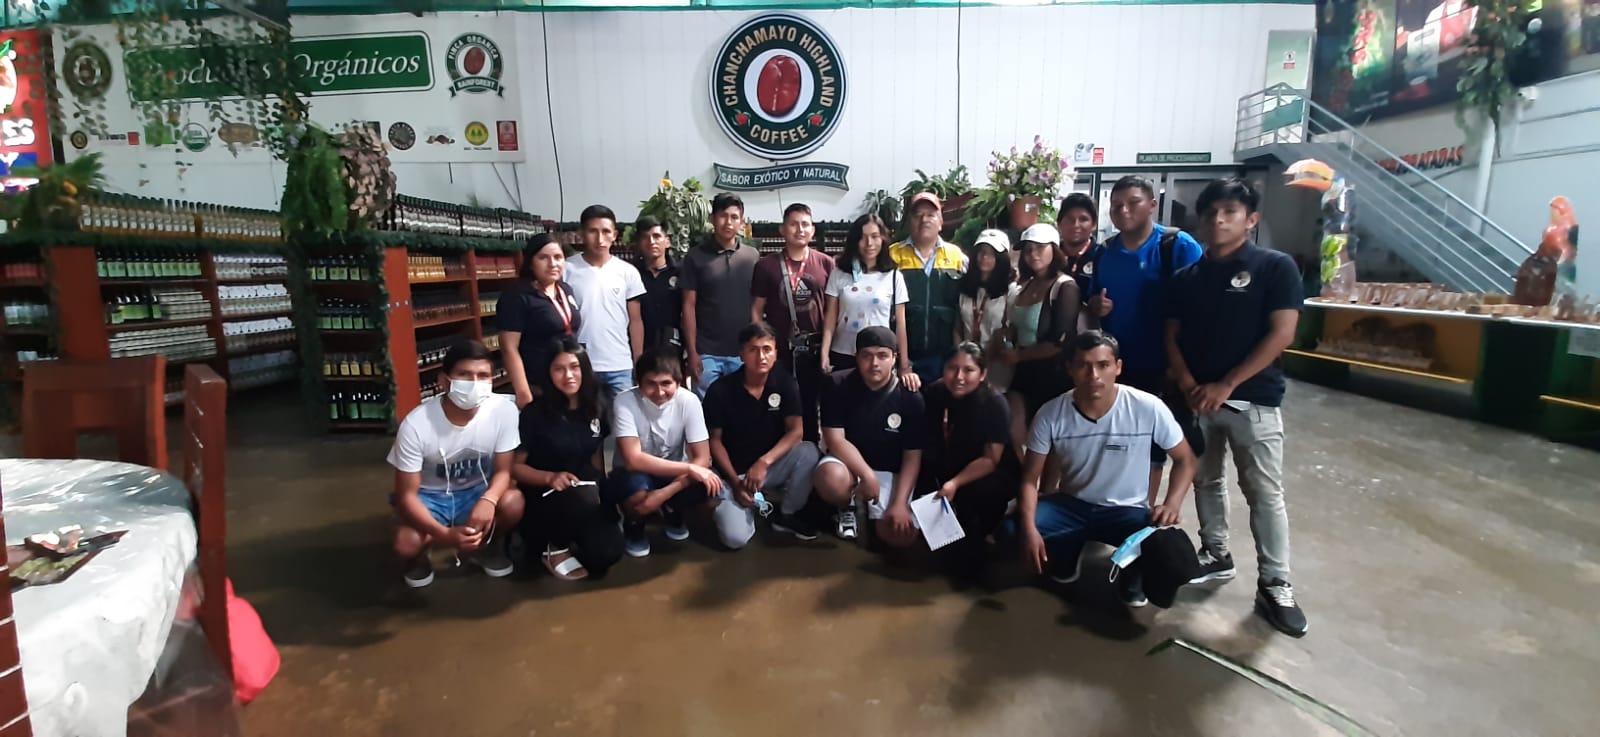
[885,412,901,431]
[767,393,782,409]
[590,418,601,437]
[1231,271,1252,289]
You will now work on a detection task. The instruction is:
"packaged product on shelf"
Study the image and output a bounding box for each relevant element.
[214,254,290,281]
[218,283,293,316]
[3,301,50,326]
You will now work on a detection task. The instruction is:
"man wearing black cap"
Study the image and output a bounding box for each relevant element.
[812,326,925,544]
[1015,330,1197,606]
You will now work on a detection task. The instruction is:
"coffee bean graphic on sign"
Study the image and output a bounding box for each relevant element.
[463,46,487,75]
[757,56,801,117]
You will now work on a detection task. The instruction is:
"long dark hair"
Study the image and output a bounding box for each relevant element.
[959,246,1015,298]
[520,233,561,281]
[838,213,897,274]
[535,336,602,422]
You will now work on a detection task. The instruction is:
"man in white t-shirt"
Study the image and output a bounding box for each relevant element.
[564,204,646,400]
[387,340,525,588]
[1017,330,1197,606]
[608,351,725,558]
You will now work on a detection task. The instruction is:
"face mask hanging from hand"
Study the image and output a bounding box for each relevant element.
[447,379,495,410]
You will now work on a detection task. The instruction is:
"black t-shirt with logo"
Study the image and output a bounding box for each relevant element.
[497,280,582,379]
[920,382,1010,481]
[703,366,801,473]
[639,257,682,352]
[518,403,609,482]
[820,370,926,472]
[1167,243,1303,406]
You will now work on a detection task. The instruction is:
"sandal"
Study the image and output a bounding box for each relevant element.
[542,546,589,581]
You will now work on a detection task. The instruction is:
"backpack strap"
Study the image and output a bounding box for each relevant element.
[1159,228,1182,284]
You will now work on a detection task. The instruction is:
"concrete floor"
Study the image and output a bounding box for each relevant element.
[222,381,1600,737]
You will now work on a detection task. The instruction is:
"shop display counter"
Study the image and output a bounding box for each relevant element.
[1292,298,1600,446]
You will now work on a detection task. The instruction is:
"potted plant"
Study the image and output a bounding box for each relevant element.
[986,136,1073,230]
[860,189,902,233]
[898,165,976,223]
[635,172,711,255]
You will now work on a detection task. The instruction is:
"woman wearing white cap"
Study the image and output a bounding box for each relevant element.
[1003,223,1080,457]
[955,228,1018,392]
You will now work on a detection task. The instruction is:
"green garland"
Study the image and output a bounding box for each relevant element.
[292,230,526,254]
[0,231,296,254]
[1456,0,1528,144]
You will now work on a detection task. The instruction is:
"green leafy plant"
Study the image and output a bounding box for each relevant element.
[986,136,1073,202]
[5,154,108,233]
[636,173,711,255]
[860,189,902,232]
[1456,1,1528,145]
[898,165,974,205]
[280,124,349,237]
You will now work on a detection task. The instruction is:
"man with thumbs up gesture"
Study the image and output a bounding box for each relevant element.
[1079,176,1202,496]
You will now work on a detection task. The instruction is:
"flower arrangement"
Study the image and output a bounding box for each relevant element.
[986,136,1074,202]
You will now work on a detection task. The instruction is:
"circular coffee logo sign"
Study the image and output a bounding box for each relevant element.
[388,122,416,151]
[63,42,112,100]
[711,14,846,160]
[445,33,504,96]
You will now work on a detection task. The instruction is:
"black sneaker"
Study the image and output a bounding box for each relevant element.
[1189,547,1237,584]
[403,553,434,588]
[1118,575,1148,608]
[624,520,651,558]
[770,512,819,541]
[1256,578,1309,637]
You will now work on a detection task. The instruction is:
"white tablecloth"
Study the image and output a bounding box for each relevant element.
[1,459,198,737]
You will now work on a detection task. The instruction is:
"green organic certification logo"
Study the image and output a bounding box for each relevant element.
[180,122,210,152]
[445,33,503,97]
[464,121,489,146]
[711,14,847,160]
[63,41,113,100]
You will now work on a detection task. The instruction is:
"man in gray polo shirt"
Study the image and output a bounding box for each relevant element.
[1016,330,1197,606]
[682,193,761,396]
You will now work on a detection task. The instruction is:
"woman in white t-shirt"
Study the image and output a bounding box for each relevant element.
[821,213,911,373]
[955,229,1019,391]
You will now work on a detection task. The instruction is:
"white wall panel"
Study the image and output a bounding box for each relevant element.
[515,4,1315,222]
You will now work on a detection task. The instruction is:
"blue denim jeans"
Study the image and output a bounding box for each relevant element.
[695,354,743,397]
[595,370,634,402]
[603,471,712,514]
[1015,494,1150,575]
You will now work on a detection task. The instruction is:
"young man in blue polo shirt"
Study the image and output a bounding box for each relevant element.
[1084,175,1202,497]
[1165,177,1307,638]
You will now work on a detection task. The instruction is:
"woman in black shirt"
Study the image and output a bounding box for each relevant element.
[511,338,622,580]
[499,234,582,408]
[920,342,1018,581]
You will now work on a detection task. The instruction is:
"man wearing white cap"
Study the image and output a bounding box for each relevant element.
[889,192,967,390]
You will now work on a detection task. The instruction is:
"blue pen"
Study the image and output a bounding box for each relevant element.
[940,496,953,515]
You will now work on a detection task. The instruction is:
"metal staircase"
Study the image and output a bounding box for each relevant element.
[1235,83,1531,294]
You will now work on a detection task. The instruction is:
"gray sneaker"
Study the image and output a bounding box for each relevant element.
[403,553,434,588]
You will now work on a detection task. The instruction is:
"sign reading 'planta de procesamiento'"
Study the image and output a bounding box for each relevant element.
[711,14,846,161]
[122,31,438,101]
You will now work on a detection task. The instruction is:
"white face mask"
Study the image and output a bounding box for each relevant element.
[447,379,494,410]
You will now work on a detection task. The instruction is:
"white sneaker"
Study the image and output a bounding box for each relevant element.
[835,507,859,540]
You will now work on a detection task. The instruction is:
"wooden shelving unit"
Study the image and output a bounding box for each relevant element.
[298,233,526,432]
[36,240,301,407]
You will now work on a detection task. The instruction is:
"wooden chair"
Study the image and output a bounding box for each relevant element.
[21,357,168,470]
[178,365,231,677]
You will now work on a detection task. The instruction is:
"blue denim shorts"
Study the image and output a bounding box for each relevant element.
[396,483,488,527]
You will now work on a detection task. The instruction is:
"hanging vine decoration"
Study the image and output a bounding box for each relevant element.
[1456,0,1528,146]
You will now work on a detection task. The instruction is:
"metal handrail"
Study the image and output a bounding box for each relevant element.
[1236,83,1528,255]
